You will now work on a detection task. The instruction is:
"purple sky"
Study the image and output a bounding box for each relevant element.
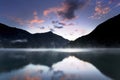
[0,0,120,40]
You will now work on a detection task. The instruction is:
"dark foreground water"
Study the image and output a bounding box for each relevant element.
[0,48,120,80]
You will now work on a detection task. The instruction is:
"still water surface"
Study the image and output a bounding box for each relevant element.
[0,48,120,80]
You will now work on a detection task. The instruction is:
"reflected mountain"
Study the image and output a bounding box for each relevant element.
[0,49,120,79]
[0,56,111,80]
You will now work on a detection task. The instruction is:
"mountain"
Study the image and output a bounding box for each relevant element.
[69,14,120,47]
[29,32,68,48]
[0,23,68,48]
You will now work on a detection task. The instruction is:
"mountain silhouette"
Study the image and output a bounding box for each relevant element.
[69,14,120,47]
[0,23,68,48]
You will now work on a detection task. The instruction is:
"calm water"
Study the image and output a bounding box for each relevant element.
[0,48,120,80]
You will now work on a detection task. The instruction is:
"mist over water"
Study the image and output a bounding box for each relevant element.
[0,48,120,80]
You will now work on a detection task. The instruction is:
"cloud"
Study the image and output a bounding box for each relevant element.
[54,25,63,29]
[90,1,111,19]
[51,20,76,30]
[57,0,84,20]
[52,20,65,29]
[108,0,114,4]
[116,2,120,7]
[22,11,45,30]
[9,11,44,28]
[43,8,57,17]
[9,16,24,25]
[44,0,90,20]
[28,18,44,24]
[28,11,44,25]
[90,0,120,19]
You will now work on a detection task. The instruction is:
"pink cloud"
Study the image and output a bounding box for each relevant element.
[90,1,111,19]
[28,11,44,24]
[29,18,44,24]
[43,4,69,20]
[43,8,58,17]
[12,75,41,80]
[8,11,44,28]
[90,0,120,19]
[25,11,45,28]
[43,0,90,21]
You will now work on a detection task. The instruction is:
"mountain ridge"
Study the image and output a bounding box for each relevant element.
[69,14,120,47]
[0,23,68,48]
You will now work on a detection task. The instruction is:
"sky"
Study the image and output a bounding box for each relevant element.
[0,0,120,41]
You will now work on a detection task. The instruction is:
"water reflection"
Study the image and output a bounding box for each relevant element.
[0,56,111,80]
[0,48,120,79]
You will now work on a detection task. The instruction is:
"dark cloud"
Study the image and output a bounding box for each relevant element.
[51,20,76,29]
[57,0,89,20]
[39,26,45,29]
[52,20,64,29]
[59,22,66,26]
[50,28,55,32]
[54,25,63,29]
[52,21,66,26]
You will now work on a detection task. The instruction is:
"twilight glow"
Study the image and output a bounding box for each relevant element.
[0,0,120,40]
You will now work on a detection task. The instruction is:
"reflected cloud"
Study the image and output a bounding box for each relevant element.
[0,56,111,80]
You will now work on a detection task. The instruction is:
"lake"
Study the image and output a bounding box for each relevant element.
[0,48,120,80]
